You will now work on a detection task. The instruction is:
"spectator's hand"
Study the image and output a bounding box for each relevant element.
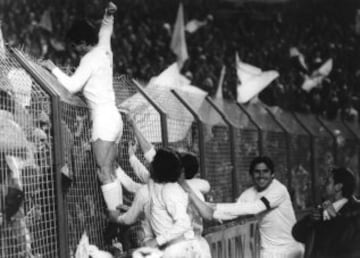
[41,60,56,72]
[322,200,337,219]
[145,239,158,248]
[128,139,137,157]
[116,204,129,212]
[106,2,117,15]
[108,210,120,223]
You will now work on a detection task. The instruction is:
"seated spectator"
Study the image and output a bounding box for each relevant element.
[292,167,360,258]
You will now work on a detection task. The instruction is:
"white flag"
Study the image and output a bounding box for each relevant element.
[289,47,308,71]
[38,9,53,32]
[170,3,188,68]
[301,58,333,92]
[185,19,207,33]
[0,23,5,57]
[236,53,279,103]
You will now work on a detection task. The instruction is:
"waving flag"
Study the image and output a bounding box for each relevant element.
[185,19,207,33]
[38,9,53,32]
[199,65,226,125]
[236,52,279,104]
[289,47,308,72]
[0,23,5,57]
[301,58,333,92]
[170,3,188,68]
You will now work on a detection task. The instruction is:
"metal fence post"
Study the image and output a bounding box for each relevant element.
[132,80,169,147]
[236,103,263,155]
[11,48,69,258]
[317,116,338,164]
[264,106,292,190]
[171,90,207,180]
[293,113,318,204]
[206,96,240,198]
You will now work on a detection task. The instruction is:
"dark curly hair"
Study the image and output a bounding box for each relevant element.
[178,152,199,179]
[67,19,98,46]
[151,148,182,183]
[332,167,355,199]
[249,156,274,175]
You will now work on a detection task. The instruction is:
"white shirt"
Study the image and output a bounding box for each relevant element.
[148,181,195,246]
[214,179,301,253]
[52,15,115,112]
[118,148,210,227]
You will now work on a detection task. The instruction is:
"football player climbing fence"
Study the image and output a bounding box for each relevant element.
[0,47,359,258]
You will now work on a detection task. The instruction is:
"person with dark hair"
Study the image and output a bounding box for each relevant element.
[111,118,210,227]
[41,2,124,212]
[144,147,206,257]
[292,167,360,258]
[179,156,304,258]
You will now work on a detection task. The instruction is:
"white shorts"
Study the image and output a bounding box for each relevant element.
[162,238,205,258]
[91,105,123,143]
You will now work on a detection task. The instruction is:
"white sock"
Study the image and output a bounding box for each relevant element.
[101,181,123,211]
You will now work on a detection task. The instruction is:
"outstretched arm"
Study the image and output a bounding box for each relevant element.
[128,141,150,183]
[128,115,155,162]
[42,59,93,94]
[98,2,117,49]
[180,179,215,221]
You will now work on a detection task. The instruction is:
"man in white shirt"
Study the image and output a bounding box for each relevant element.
[180,156,304,258]
[42,2,124,213]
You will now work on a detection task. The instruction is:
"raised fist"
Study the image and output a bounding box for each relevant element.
[106,2,117,15]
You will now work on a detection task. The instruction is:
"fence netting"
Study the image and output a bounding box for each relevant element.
[268,107,313,210]
[223,100,260,195]
[243,104,289,187]
[295,113,335,201]
[197,98,233,202]
[319,117,360,195]
[344,120,360,194]
[1,47,359,258]
[0,49,58,257]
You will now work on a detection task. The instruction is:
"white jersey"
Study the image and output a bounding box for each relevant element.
[52,16,122,142]
[214,179,304,257]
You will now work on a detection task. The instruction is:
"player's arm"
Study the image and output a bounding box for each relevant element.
[42,57,93,94]
[98,2,117,49]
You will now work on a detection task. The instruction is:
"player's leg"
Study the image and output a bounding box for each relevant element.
[93,139,122,211]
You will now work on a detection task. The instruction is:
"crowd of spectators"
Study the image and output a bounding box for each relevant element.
[1,0,360,121]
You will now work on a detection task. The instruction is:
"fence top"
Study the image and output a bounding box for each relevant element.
[294,112,333,138]
[222,99,258,130]
[11,48,87,108]
[318,115,356,140]
[267,106,307,135]
[343,119,360,139]
[241,102,284,132]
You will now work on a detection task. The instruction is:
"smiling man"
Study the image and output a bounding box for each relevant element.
[180,156,304,258]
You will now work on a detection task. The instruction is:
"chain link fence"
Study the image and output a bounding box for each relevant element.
[1,49,58,258]
[294,113,336,203]
[267,108,313,210]
[319,117,360,195]
[1,47,359,258]
[242,104,289,187]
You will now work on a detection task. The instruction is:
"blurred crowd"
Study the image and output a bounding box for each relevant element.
[1,0,360,121]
